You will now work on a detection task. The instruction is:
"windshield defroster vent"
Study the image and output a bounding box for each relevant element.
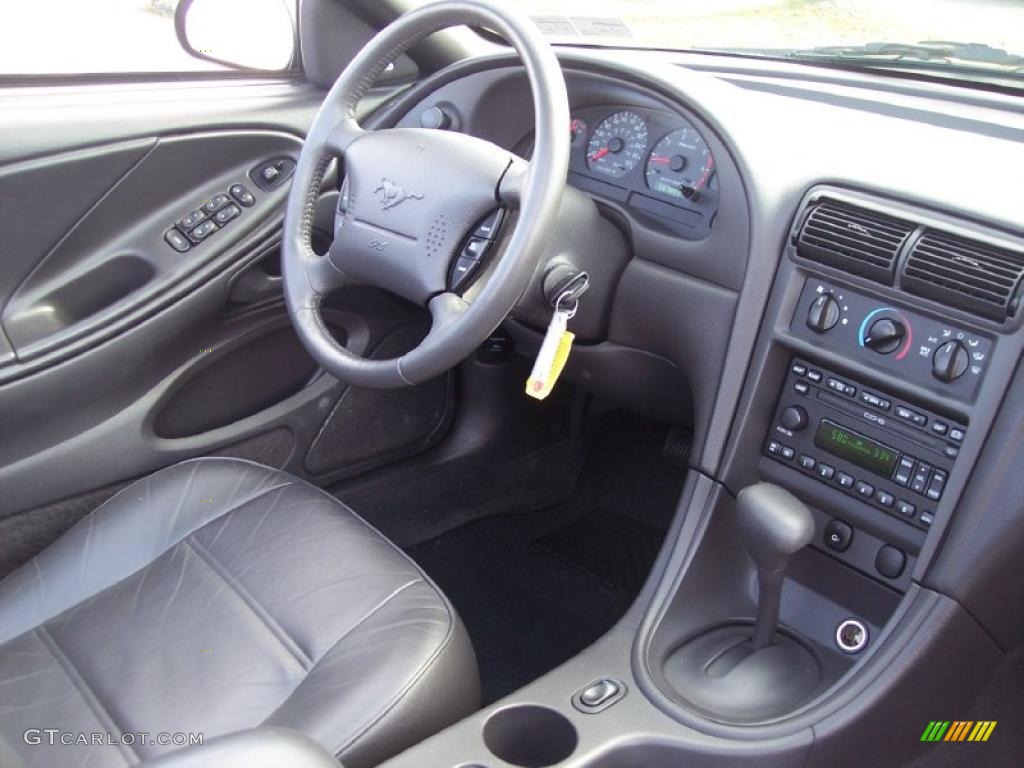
[901,232,1024,321]
[796,201,915,283]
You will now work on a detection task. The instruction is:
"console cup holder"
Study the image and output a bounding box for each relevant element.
[483,705,578,768]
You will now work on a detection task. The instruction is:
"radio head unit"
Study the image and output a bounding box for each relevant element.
[765,359,967,532]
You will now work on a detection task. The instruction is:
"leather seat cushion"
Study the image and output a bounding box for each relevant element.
[0,458,479,767]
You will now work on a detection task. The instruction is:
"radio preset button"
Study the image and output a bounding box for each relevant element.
[794,381,810,395]
[799,454,817,470]
[855,481,875,498]
[807,370,823,383]
[792,363,808,377]
[876,490,895,508]
[896,500,916,517]
[837,472,855,489]
[931,421,949,436]
[780,446,795,460]
[817,463,836,480]
[919,511,934,528]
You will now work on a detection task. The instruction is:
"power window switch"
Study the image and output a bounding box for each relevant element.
[180,209,206,229]
[214,204,241,225]
[202,194,230,213]
[188,219,217,242]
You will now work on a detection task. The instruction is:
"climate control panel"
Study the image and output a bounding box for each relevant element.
[790,278,992,399]
[765,359,966,532]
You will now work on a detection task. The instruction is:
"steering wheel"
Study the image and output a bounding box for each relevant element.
[282,0,569,388]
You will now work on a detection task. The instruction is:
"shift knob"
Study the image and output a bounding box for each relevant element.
[736,483,814,648]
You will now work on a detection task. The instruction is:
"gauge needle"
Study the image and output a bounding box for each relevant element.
[589,147,610,162]
[695,155,715,189]
[648,155,670,165]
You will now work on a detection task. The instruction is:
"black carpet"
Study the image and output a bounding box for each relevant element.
[407,412,687,702]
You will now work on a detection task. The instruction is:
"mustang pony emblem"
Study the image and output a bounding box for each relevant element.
[373,178,423,210]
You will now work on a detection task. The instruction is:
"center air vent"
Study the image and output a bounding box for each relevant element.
[901,231,1024,321]
[796,200,915,283]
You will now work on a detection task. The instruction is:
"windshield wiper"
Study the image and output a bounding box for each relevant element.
[786,41,1024,72]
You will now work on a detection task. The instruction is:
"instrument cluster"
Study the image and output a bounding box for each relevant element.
[567,106,719,239]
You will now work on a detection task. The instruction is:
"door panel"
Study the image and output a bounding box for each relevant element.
[0,79,451,545]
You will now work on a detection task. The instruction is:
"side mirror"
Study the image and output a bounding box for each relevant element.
[175,0,296,71]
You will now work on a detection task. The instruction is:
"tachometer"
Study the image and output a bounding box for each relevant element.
[586,111,649,178]
[645,127,715,202]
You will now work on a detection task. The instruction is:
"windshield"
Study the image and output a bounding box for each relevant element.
[447,0,1024,91]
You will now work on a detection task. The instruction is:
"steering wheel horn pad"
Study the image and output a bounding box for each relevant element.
[282,0,569,388]
[329,127,513,305]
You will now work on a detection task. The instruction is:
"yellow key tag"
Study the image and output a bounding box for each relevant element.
[526,308,575,400]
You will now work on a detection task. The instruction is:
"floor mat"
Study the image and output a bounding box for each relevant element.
[406,412,687,703]
[533,508,665,598]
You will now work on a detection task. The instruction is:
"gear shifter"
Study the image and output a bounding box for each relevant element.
[736,483,814,649]
[663,482,821,721]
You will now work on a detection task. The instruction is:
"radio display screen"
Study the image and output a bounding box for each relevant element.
[814,420,899,478]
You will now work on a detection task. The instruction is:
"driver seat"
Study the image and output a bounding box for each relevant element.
[0,458,479,767]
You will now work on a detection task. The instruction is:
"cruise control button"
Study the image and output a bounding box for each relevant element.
[473,209,504,239]
[450,256,479,291]
[214,204,240,225]
[230,183,255,207]
[837,472,855,489]
[164,227,190,252]
[202,194,230,213]
[462,236,489,261]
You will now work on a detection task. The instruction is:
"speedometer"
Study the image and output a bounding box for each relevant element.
[586,111,649,178]
[645,127,715,202]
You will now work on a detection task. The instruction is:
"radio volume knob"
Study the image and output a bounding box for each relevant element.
[932,340,970,382]
[807,294,840,334]
[781,406,809,432]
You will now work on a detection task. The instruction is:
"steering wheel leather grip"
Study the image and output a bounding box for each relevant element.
[282,0,570,388]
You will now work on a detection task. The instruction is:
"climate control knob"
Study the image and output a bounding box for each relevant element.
[780,406,808,432]
[932,340,970,382]
[807,294,840,334]
[864,317,906,355]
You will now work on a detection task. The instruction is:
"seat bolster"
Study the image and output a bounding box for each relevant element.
[0,459,295,645]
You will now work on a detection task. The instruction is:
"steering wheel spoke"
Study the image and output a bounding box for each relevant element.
[497,156,530,209]
[325,119,365,157]
[306,252,356,295]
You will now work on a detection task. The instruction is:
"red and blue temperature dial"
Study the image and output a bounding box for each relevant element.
[859,308,913,360]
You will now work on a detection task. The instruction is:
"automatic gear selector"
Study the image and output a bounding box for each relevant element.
[663,483,822,722]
